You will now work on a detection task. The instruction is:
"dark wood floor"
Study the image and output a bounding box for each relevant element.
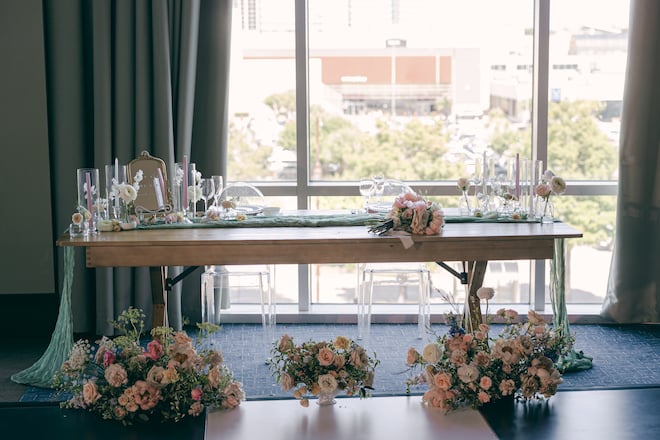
[1,387,659,439]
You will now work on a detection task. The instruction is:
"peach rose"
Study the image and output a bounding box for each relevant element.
[433,372,452,391]
[208,366,223,388]
[479,376,493,390]
[317,346,335,366]
[406,347,420,365]
[333,336,351,350]
[82,381,101,405]
[318,374,338,394]
[104,363,128,387]
[188,401,204,416]
[280,372,294,391]
[478,391,491,403]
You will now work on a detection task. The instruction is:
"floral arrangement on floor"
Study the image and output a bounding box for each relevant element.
[368,191,444,236]
[404,288,573,412]
[54,308,244,424]
[269,334,380,407]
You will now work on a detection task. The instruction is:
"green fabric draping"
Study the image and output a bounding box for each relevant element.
[11,246,75,388]
[551,238,593,373]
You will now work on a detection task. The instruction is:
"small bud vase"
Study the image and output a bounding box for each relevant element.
[541,199,554,224]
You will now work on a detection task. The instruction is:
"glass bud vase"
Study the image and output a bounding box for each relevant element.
[316,391,338,406]
[541,199,554,224]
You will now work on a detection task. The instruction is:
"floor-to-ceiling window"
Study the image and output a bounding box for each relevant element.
[224,0,627,316]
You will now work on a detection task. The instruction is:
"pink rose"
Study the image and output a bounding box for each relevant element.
[102,350,116,367]
[478,391,491,403]
[480,376,493,390]
[145,340,163,361]
[82,381,101,405]
[535,183,551,198]
[191,387,203,401]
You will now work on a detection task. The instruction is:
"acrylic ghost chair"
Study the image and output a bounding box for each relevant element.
[357,180,433,342]
[200,182,275,358]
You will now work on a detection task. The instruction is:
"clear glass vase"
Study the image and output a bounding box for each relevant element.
[541,199,554,224]
[316,391,338,406]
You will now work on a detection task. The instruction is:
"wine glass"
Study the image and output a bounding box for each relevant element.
[372,174,385,201]
[199,178,215,214]
[358,178,375,212]
[211,175,224,207]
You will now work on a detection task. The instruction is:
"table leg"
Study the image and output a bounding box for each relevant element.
[465,261,487,331]
[149,266,168,328]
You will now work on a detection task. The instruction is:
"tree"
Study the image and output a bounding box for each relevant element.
[489,100,618,296]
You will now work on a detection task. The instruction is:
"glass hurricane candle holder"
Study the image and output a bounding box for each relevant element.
[76,168,100,235]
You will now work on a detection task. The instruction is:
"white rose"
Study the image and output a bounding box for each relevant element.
[422,343,441,364]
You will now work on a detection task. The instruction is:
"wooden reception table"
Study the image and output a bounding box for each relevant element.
[57,217,582,326]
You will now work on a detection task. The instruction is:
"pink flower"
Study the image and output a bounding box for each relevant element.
[145,340,163,361]
[478,391,491,403]
[535,183,552,198]
[104,363,128,387]
[102,350,115,367]
[317,346,335,366]
[480,376,493,390]
[191,387,203,401]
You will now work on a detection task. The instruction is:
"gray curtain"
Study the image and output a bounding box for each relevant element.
[45,0,231,334]
[601,0,660,323]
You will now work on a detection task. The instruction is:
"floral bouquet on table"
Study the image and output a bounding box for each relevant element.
[269,334,379,407]
[368,191,444,236]
[54,308,244,425]
[535,170,566,220]
[404,289,573,412]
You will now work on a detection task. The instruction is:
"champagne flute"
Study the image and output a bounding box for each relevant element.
[212,175,224,207]
[199,178,215,214]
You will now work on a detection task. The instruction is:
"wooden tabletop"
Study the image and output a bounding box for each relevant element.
[57,221,582,268]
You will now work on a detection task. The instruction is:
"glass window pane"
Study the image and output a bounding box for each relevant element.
[548,0,629,181]
[228,0,297,182]
[308,0,534,183]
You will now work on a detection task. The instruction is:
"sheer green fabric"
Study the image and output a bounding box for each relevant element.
[551,238,593,372]
[11,246,74,388]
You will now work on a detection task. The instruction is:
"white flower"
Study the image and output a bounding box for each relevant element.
[477,287,495,301]
[457,364,479,383]
[188,185,202,202]
[317,374,338,394]
[543,169,555,182]
[422,343,441,364]
[457,177,470,192]
[550,176,566,195]
[119,184,138,202]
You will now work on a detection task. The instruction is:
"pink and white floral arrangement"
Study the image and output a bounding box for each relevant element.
[55,308,243,424]
[405,288,572,412]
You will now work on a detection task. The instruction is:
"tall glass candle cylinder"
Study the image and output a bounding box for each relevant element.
[174,161,197,222]
[76,168,100,235]
[104,163,127,220]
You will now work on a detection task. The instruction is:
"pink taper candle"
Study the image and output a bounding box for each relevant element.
[182,155,189,208]
[515,154,520,199]
[85,171,94,229]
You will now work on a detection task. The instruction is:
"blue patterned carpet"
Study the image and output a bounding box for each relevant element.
[20,323,660,402]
